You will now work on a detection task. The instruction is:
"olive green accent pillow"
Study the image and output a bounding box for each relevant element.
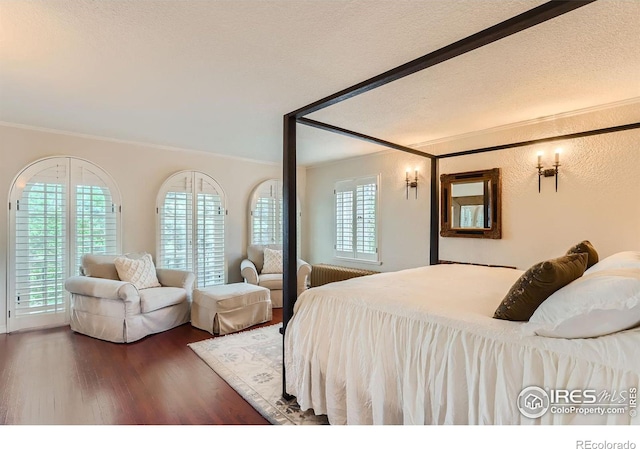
[493,253,588,322]
[81,254,120,280]
[566,240,599,269]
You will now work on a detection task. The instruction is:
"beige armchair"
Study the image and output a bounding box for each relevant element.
[240,244,311,308]
[65,254,195,343]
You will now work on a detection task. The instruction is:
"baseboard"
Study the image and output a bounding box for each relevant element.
[0,325,6,334]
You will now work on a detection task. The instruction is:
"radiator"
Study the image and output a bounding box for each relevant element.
[310,264,379,288]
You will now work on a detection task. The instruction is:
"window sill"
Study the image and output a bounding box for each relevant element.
[334,256,383,266]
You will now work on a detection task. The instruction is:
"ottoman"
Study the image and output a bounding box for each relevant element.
[191,283,272,335]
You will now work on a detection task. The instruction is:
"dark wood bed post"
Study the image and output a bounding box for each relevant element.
[430,157,439,265]
[282,113,297,400]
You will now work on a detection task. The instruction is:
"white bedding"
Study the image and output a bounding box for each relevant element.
[284,264,640,424]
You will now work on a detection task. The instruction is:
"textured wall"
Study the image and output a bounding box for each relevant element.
[0,124,306,332]
[306,151,431,272]
[427,101,640,268]
[306,103,640,273]
[437,131,640,269]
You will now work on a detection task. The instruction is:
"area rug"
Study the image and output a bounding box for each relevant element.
[188,323,329,425]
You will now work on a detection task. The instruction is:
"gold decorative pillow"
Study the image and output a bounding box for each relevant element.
[566,240,599,269]
[114,253,161,290]
[493,253,588,322]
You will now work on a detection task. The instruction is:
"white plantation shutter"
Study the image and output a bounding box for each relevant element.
[9,157,121,332]
[195,173,225,287]
[157,171,226,288]
[355,182,377,260]
[72,160,119,274]
[14,162,68,320]
[158,173,194,272]
[334,175,379,262]
[249,179,302,254]
[251,180,281,245]
[335,188,354,257]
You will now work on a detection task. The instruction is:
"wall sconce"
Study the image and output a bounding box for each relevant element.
[536,149,561,193]
[406,168,418,199]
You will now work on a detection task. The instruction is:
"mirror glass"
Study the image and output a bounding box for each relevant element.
[440,168,501,239]
[450,181,490,229]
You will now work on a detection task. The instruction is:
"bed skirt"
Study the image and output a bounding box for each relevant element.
[284,266,640,425]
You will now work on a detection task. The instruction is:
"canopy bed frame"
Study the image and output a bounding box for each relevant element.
[280,0,640,400]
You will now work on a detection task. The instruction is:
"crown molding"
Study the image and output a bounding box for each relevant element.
[0,121,281,167]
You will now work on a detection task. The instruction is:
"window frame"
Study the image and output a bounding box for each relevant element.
[156,170,227,288]
[248,178,302,254]
[249,179,283,246]
[7,156,122,332]
[70,159,122,275]
[334,174,381,264]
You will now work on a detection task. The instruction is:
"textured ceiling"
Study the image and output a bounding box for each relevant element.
[1,1,638,165]
[308,0,640,162]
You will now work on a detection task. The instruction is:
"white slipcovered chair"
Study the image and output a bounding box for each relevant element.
[240,244,311,308]
[64,254,195,343]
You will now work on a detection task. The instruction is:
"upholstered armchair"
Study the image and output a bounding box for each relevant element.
[240,244,311,308]
[65,254,195,343]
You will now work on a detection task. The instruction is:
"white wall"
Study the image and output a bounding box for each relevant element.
[429,101,640,269]
[306,151,431,272]
[0,124,306,332]
[305,102,640,274]
[437,132,640,269]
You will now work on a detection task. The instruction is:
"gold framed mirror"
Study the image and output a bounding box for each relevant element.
[440,168,501,239]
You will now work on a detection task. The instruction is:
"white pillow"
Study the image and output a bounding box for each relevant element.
[584,251,640,275]
[524,268,640,339]
[114,253,161,290]
[261,248,283,274]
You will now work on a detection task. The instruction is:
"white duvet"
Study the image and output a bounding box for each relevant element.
[284,264,640,424]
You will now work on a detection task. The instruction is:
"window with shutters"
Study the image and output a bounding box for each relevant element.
[250,179,282,245]
[157,171,226,288]
[8,157,121,332]
[334,175,379,263]
[248,179,302,252]
[75,184,118,274]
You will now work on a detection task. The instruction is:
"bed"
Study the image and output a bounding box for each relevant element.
[279,1,640,425]
[284,263,640,425]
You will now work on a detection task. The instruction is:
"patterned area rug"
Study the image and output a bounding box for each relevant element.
[188,323,329,425]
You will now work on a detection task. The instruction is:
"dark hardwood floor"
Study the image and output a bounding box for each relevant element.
[0,309,283,425]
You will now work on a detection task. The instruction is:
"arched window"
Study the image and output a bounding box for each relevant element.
[248,179,301,251]
[250,179,283,245]
[157,171,226,288]
[8,157,121,332]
